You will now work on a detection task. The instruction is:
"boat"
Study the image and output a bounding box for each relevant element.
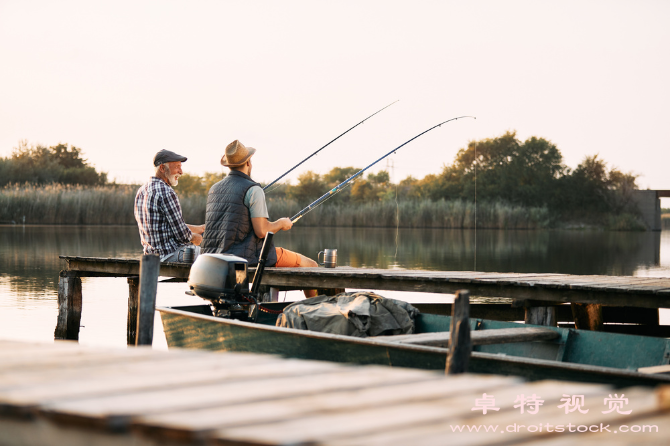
[158,301,670,388]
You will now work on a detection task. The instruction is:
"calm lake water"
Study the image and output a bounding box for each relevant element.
[1,225,669,349]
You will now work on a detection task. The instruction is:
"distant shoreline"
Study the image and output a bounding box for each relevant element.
[0,184,650,231]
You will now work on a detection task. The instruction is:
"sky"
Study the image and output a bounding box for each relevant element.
[1,1,669,200]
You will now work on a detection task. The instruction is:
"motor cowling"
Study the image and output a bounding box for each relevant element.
[187,253,249,301]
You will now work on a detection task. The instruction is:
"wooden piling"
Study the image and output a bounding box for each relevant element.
[136,255,160,346]
[54,271,82,340]
[127,277,139,345]
[525,306,558,326]
[446,290,471,375]
[571,303,604,331]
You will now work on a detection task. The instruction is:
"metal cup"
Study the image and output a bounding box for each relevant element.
[318,249,337,268]
[182,247,195,264]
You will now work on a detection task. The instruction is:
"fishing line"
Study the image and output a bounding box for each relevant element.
[264,100,399,192]
[291,116,476,224]
[393,158,399,260]
[474,131,478,271]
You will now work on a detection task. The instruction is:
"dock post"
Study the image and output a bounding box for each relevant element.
[136,255,160,346]
[54,271,83,340]
[571,303,603,331]
[525,306,557,326]
[127,276,140,345]
[446,290,472,375]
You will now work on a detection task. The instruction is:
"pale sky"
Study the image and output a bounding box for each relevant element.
[1,1,669,196]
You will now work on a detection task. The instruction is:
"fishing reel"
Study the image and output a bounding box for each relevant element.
[186,233,274,321]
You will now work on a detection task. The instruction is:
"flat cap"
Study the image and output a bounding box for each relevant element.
[153,149,187,166]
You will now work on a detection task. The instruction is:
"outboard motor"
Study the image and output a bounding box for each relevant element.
[187,233,274,321]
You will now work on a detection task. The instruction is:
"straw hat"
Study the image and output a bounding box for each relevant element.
[221,140,256,167]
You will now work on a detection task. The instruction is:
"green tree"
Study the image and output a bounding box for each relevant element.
[2,140,106,186]
[432,131,565,207]
[289,171,326,204]
[175,171,226,196]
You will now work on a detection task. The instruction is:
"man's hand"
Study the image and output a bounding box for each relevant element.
[191,233,203,246]
[277,217,293,231]
[252,217,294,238]
[188,224,206,234]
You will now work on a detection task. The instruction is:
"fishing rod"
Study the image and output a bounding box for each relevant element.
[291,115,476,223]
[263,100,399,192]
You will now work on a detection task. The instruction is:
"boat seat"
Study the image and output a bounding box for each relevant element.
[637,364,670,375]
[374,327,560,348]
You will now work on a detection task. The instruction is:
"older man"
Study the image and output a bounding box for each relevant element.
[201,140,317,297]
[134,149,205,262]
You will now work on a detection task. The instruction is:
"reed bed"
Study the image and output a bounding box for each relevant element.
[1,184,550,228]
[266,198,551,229]
[0,184,137,225]
[662,214,670,230]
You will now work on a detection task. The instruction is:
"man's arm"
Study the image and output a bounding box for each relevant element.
[187,224,205,234]
[251,217,292,239]
[162,188,194,245]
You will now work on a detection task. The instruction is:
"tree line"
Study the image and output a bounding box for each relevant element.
[2,132,641,223]
[0,140,107,186]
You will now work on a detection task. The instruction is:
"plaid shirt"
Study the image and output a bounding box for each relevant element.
[134,177,192,256]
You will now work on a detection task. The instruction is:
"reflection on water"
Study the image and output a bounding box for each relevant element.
[0,225,141,299]
[276,227,662,276]
[1,225,669,348]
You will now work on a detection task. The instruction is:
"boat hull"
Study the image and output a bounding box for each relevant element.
[159,305,670,387]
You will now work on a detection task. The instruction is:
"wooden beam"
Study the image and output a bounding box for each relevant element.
[524,306,557,327]
[54,271,82,340]
[376,327,560,348]
[571,303,604,331]
[136,255,160,346]
[61,256,190,279]
[446,290,471,375]
[253,268,670,309]
[127,277,139,345]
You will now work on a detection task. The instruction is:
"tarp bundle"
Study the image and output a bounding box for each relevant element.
[276,292,420,337]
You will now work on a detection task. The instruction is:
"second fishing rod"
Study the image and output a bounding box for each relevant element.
[291,115,476,223]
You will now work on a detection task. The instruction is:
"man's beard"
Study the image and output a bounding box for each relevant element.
[165,167,179,186]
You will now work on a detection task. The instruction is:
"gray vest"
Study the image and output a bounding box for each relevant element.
[201,171,277,267]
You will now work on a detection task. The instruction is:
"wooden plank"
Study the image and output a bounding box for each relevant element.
[62,256,190,279]
[0,358,338,418]
[39,366,437,430]
[60,257,670,311]
[328,387,662,446]
[0,351,274,390]
[133,374,520,442]
[521,412,670,445]
[637,364,670,375]
[377,327,560,348]
[210,381,610,445]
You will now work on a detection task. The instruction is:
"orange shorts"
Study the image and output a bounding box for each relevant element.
[275,247,302,267]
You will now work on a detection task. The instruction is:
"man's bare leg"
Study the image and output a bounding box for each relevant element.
[299,254,319,297]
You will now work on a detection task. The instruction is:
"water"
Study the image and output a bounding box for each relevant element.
[1,225,669,349]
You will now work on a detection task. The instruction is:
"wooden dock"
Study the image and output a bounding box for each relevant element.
[56,256,670,344]
[59,256,670,308]
[1,340,669,445]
